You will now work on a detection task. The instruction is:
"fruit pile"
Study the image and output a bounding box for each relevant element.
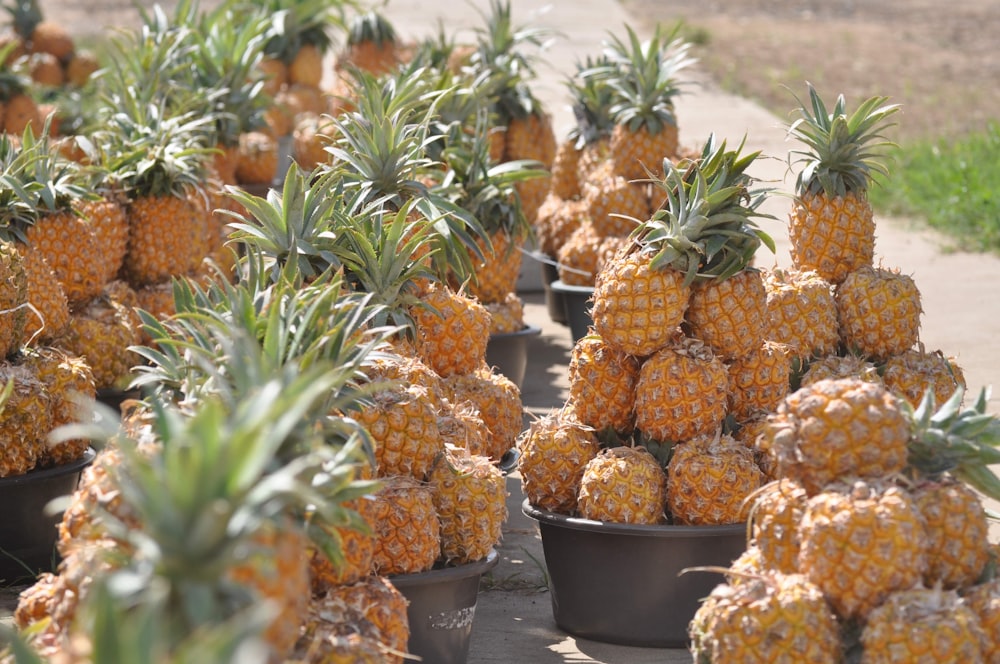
[3,1,557,659]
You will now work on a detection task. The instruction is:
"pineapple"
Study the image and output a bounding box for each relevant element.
[21,345,94,467]
[799,352,882,387]
[689,571,843,664]
[748,478,809,575]
[437,398,491,458]
[761,377,910,494]
[666,432,764,526]
[581,159,649,238]
[340,9,400,77]
[55,280,141,390]
[353,383,443,480]
[411,283,491,378]
[567,331,640,438]
[883,346,966,408]
[442,363,523,463]
[428,445,508,564]
[577,445,667,524]
[0,238,27,357]
[762,266,839,362]
[786,84,900,284]
[555,220,603,286]
[371,474,441,576]
[599,23,694,181]
[235,129,280,186]
[485,291,525,334]
[726,339,792,424]
[307,494,379,594]
[76,194,130,290]
[0,354,52,477]
[859,587,987,662]
[591,136,773,358]
[835,264,922,361]
[911,478,991,590]
[962,580,1000,662]
[5,0,74,63]
[260,0,338,88]
[517,408,600,514]
[634,336,729,444]
[797,478,927,622]
[686,267,769,361]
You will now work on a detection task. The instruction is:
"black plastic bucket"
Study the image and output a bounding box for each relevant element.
[0,448,96,584]
[390,549,500,664]
[485,324,542,389]
[539,259,567,326]
[549,280,594,344]
[522,500,746,648]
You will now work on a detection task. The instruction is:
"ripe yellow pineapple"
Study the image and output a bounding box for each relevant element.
[21,345,94,467]
[371,474,441,576]
[442,363,523,463]
[761,266,839,361]
[860,586,988,662]
[0,355,53,477]
[786,84,900,285]
[339,10,400,77]
[577,445,667,524]
[485,292,525,335]
[799,352,882,387]
[581,159,648,238]
[308,494,379,594]
[911,478,991,590]
[410,283,491,378]
[761,377,910,494]
[883,346,966,408]
[962,579,1000,662]
[689,571,843,664]
[76,194,130,288]
[353,383,443,480]
[836,264,922,360]
[599,24,693,181]
[725,339,792,423]
[556,220,604,287]
[666,432,764,526]
[0,239,28,355]
[567,332,640,437]
[437,398,491,458]
[235,129,279,186]
[517,408,600,514]
[798,478,927,622]
[634,336,729,444]
[686,267,769,361]
[428,446,508,564]
[747,478,809,575]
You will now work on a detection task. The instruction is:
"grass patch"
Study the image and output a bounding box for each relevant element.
[870,123,1000,254]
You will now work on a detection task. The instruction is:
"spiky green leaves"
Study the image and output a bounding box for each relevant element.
[905,386,1000,500]
[787,82,901,197]
[595,23,694,135]
[639,135,775,284]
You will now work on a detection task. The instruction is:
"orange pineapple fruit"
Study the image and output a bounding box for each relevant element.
[634,336,729,444]
[410,283,491,378]
[836,264,922,361]
[370,474,441,576]
[0,356,53,477]
[911,478,991,590]
[686,267,769,361]
[762,266,839,361]
[308,494,379,594]
[0,240,29,354]
[353,383,442,480]
[762,377,909,494]
[786,84,899,285]
[567,331,640,437]
[747,478,809,575]
[666,432,764,525]
[726,339,792,423]
[517,409,600,514]
[21,345,94,467]
[799,352,882,387]
[577,445,667,524]
[442,364,523,463]
[883,346,966,408]
[428,446,508,564]
[860,586,987,661]
[798,478,927,622]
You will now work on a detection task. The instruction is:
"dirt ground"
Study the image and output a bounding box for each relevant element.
[621,0,999,143]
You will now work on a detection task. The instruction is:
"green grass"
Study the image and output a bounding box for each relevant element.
[870,122,1000,254]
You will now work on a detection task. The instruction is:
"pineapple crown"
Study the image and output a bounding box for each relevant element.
[636,134,775,284]
[787,82,901,198]
[440,116,543,240]
[4,0,41,41]
[567,54,616,149]
[225,161,345,285]
[904,386,1000,501]
[322,68,489,281]
[58,360,380,651]
[260,0,343,63]
[346,8,397,48]
[597,22,694,135]
[187,3,272,145]
[466,0,555,124]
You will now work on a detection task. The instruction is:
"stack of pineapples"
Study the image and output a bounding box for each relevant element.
[520,133,777,527]
[534,23,696,290]
[686,84,1000,661]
